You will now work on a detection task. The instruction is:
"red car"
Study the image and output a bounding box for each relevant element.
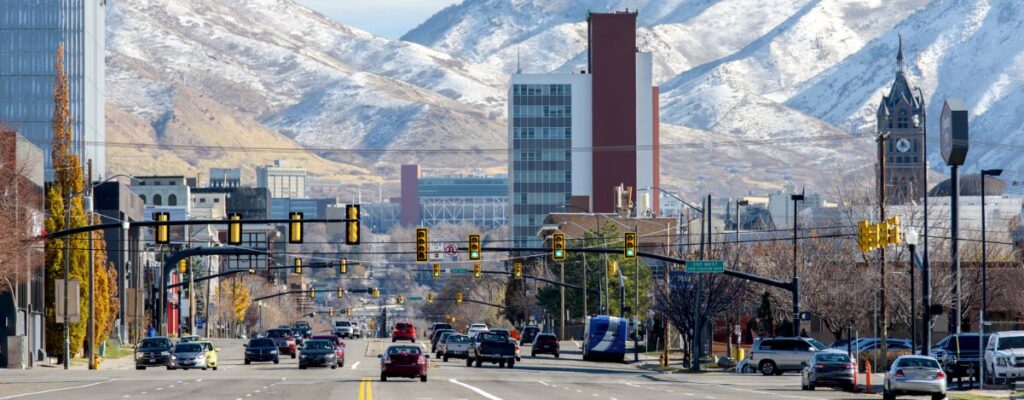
[266,328,297,358]
[312,334,346,368]
[380,344,428,382]
[392,322,416,343]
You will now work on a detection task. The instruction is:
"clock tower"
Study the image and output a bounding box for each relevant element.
[877,35,925,205]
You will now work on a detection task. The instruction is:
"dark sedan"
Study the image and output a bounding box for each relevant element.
[244,338,280,364]
[135,337,173,369]
[801,350,856,391]
[531,333,560,358]
[299,339,339,369]
[312,334,346,368]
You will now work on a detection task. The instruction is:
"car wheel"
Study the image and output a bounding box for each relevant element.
[531,352,536,358]
[331,365,337,370]
[420,375,427,382]
[508,359,515,369]
[931,393,945,400]
[167,366,173,370]
[466,358,473,367]
[273,359,279,364]
[202,367,208,371]
[443,355,449,362]
[213,367,218,371]
[476,358,482,367]
[517,357,521,361]
[392,338,396,343]
[245,359,251,365]
[136,366,145,370]
[299,365,306,370]
[759,361,777,376]
[806,383,814,391]
[291,353,296,359]
[499,360,506,368]
[554,353,559,359]
[340,360,345,368]
[412,339,416,343]
[882,390,895,400]
[380,373,387,382]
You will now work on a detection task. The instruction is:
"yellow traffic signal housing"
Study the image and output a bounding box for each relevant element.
[427,292,434,303]
[337,288,344,298]
[608,261,618,277]
[856,220,871,252]
[346,308,352,317]
[513,261,523,279]
[397,294,405,304]
[624,231,637,259]
[289,212,303,244]
[154,212,170,244]
[456,291,463,304]
[469,234,481,260]
[865,223,880,250]
[228,213,242,245]
[416,228,429,263]
[887,216,901,246]
[368,319,375,329]
[346,204,360,245]
[372,288,380,298]
[178,259,188,274]
[473,263,482,279]
[552,232,566,261]
[339,258,348,275]
[877,221,890,247]
[294,258,303,274]
[432,263,442,278]
[309,287,316,298]
[329,308,335,317]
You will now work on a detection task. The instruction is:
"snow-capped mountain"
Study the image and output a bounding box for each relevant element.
[105,0,508,182]
[406,0,1024,191]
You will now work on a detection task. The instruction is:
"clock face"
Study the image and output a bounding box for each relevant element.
[896,138,912,153]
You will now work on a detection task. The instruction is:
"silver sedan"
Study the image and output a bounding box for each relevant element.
[883,355,946,400]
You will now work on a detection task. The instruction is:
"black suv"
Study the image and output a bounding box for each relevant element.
[135,337,173,369]
[932,333,989,379]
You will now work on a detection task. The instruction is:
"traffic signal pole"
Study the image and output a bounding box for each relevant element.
[878,132,890,367]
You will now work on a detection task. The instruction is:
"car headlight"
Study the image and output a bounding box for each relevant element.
[327,354,335,358]
[997,357,1011,366]
[270,350,278,354]
[161,351,170,356]
[171,355,177,360]
[197,354,206,360]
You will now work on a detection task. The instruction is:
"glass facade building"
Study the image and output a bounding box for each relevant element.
[0,0,105,180]
[510,83,573,247]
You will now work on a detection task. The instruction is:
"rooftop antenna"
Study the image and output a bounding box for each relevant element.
[516,45,522,74]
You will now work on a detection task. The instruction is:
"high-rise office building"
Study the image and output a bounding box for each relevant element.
[509,10,659,247]
[0,0,105,180]
[256,160,308,199]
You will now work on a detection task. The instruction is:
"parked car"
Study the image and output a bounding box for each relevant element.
[468,323,489,338]
[244,337,280,364]
[469,332,516,368]
[749,336,826,376]
[520,326,540,345]
[531,333,560,358]
[168,342,209,370]
[333,320,355,338]
[800,349,855,391]
[298,339,339,369]
[266,328,298,358]
[883,355,946,400]
[440,334,472,362]
[932,333,988,379]
[984,331,1024,384]
[380,344,428,382]
[393,322,416,342]
[431,329,455,353]
[135,337,173,370]
[195,341,220,370]
[312,334,346,368]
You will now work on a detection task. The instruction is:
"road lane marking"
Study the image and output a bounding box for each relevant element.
[359,377,374,400]
[352,361,361,369]
[0,380,114,400]
[449,379,502,400]
[537,381,548,386]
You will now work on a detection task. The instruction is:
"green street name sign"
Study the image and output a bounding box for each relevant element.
[686,260,724,273]
[450,268,469,274]
[406,296,423,301]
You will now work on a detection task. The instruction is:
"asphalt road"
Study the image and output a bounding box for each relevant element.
[0,338,935,400]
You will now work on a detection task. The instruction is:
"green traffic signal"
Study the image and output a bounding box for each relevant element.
[555,249,564,258]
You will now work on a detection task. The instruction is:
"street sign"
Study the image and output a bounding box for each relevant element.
[406,296,423,301]
[799,312,812,321]
[450,268,469,274]
[686,260,724,273]
[444,243,458,256]
[54,279,81,323]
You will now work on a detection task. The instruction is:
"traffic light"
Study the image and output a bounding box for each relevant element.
[865,223,881,250]
[469,234,481,261]
[877,220,890,247]
[416,228,429,263]
[368,319,375,330]
[456,291,463,304]
[289,212,303,244]
[427,292,434,303]
[608,260,618,277]
[857,220,871,252]
[624,231,637,259]
[346,204,360,245]
[372,288,380,298]
[473,263,482,279]
[154,212,170,244]
[513,261,523,279]
[887,216,901,246]
[339,258,348,275]
[178,259,188,274]
[309,287,316,299]
[397,294,405,304]
[294,258,303,274]
[432,263,442,278]
[346,308,352,317]
[552,232,566,261]
[228,213,242,245]
[329,308,335,317]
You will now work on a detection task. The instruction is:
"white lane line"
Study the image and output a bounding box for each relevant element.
[538,381,548,386]
[714,384,828,400]
[684,393,694,396]
[141,392,147,395]
[1,380,114,400]
[351,361,361,370]
[155,388,163,391]
[449,379,503,400]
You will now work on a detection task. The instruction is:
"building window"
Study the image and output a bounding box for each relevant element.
[168,194,177,206]
[169,180,176,185]
[153,194,162,206]
[153,181,161,186]
[214,198,220,203]
[199,198,206,203]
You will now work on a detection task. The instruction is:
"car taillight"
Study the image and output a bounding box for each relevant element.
[895,369,905,378]
[417,356,426,365]
[814,364,825,369]
[845,363,855,370]
[935,371,945,380]
[382,356,391,364]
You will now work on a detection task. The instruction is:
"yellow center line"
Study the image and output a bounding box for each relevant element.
[358,377,373,400]
[358,378,365,400]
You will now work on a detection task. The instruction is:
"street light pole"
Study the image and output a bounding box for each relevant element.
[980,169,1002,323]
[63,191,71,369]
[790,193,804,336]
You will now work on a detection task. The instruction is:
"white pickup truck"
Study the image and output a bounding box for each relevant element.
[440,334,472,362]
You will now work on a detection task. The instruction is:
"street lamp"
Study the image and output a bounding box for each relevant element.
[980,169,1002,322]
[790,193,804,336]
[906,228,932,355]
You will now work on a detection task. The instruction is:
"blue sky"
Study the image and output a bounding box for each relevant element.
[296,0,461,39]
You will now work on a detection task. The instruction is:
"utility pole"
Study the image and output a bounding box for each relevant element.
[791,193,804,336]
[559,261,565,340]
[63,191,71,369]
[691,196,707,372]
[86,160,96,369]
[878,132,890,367]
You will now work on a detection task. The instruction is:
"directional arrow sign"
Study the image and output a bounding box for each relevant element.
[449,268,469,274]
[686,260,724,273]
